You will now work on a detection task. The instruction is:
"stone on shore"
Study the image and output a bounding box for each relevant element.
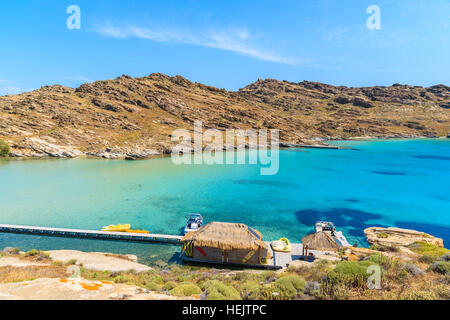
[25,137,82,158]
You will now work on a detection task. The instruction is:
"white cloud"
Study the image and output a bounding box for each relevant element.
[0,86,24,96]
[65,75,94,83]
[94,23,297,65]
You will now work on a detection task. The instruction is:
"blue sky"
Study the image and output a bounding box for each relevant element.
[0,0,449,95]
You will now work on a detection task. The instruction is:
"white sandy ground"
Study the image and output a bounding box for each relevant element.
[47,250,151,273]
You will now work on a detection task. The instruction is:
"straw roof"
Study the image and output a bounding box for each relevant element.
[302,231,341,251]
[181,222,268,251]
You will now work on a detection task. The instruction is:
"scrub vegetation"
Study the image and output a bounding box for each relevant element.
[1,246,448,300]
[79,249,449,300]
[0,139,9,157]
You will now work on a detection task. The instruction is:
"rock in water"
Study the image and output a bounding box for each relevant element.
[364,227,444,248]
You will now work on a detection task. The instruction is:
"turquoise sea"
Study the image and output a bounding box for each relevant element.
[1,139,449,266]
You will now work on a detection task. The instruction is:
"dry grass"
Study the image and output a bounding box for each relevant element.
[1,243,447,300]
[0,266,69,283]
[345,271,448,300]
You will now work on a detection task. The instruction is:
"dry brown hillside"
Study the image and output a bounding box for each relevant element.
[0,73,449,158]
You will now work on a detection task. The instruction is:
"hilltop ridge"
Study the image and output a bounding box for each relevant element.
[0,73,449,158]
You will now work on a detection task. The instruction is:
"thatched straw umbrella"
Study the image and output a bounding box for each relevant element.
[301,231,341,259]
[182,222,267,251]
[181,222,270,264]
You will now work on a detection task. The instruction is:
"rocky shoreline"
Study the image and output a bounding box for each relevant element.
[3,135,448,161]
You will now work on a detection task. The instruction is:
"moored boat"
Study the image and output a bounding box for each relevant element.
[315,221,335,233]
[314,221,350,247]
[184,213,204,234]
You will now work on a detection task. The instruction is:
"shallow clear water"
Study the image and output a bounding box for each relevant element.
[1,139,449,266]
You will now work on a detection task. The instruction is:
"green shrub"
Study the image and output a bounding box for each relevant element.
[368,252,396,270]
[409,242,448,258]
[368,253,390,266]
[25,249,39,257]
[377,232,389,238]
[272,275,306,299]
[321,281,349,300]
[397,269,409,282]
[238,280,260,298]
[255,271,276,282]
[327,261,379,287]
[402,290,438,300]
[246,279,308,301]
[163,281,177,291]
[418,254,438,264]
[0,139,9,157]
[201,280,241,300]
[307,260,334,281]
[7,247,20,255]
[145,282,163,291]
[112,274,130,284]
[233,272,252,282]
[278,275,306,292]
[52,260,64,266]
[429,261,450,275]
[66,259,77,265]
[148,274,164,284]
[434,285,450,299]
[246,285,275,300]
[169,283,202,297]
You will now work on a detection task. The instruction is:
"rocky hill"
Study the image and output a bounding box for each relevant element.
[0,73,449,158]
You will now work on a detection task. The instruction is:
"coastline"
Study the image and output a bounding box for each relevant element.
[1,136,448,161]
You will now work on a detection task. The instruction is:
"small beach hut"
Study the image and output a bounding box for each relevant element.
[181,222,271,265]
[301,231,341,258]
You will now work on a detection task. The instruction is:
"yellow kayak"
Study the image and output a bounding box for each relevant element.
[271,237,292,253]
[125,229,149,234]
[101,224,131,232]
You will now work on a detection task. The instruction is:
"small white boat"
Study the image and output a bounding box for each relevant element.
[184,213,204,234]
[315,221,335,233]
[315,221,350,247]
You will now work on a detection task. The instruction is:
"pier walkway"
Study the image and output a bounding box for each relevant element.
[0,224,183,245]
[1,224,329,270]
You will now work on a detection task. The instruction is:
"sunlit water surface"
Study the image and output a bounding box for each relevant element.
[1,139,449,266]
